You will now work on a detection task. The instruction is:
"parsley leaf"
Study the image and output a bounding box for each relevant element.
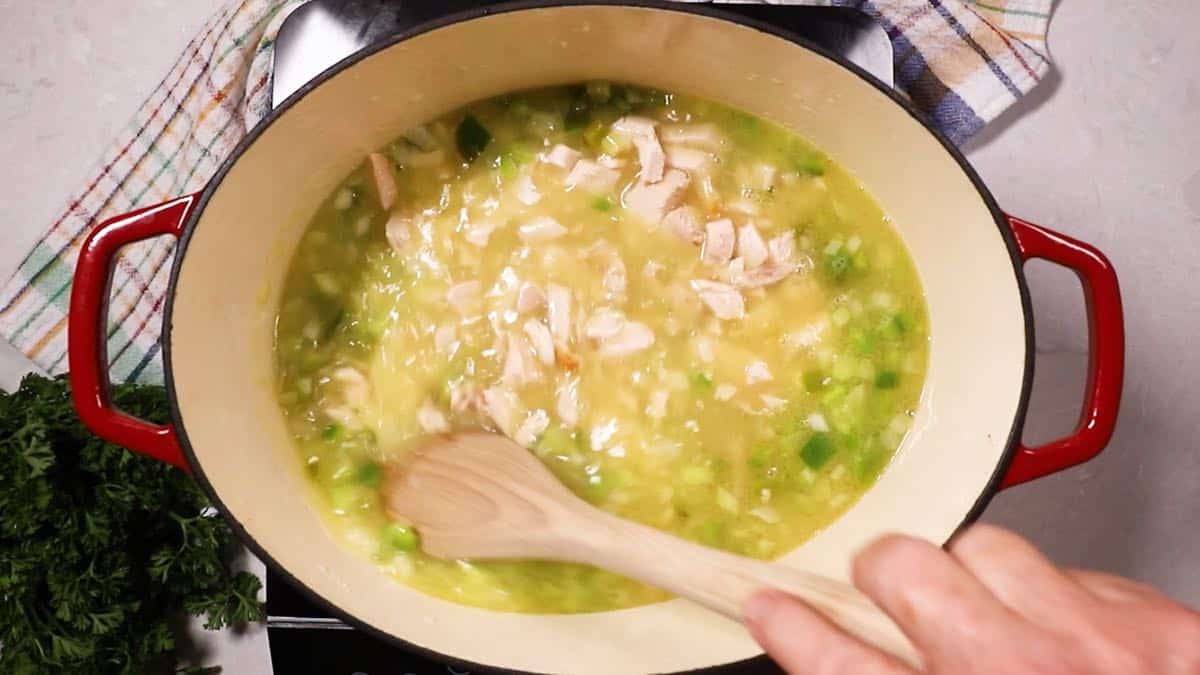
[0,374,264,674]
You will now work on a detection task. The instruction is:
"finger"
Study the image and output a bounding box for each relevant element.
[1066,568,1157,603]
[743,591,917,675]
[950,524,1093,625]
[853,534,1025,669]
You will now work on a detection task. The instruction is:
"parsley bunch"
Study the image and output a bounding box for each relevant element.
[0,375,264,674]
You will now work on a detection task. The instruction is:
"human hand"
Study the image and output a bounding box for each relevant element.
[744,524,1200,674]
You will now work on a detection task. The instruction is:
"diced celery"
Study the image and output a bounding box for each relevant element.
[681,465,714,485]
[875,371,899,389]
[689,371,714,396]
[586,80,612,103]
[455,114,492,162]
[321,424,342,442]
[803,370,827,392]
[356,461,382,488]
[383,522,420,551]
[800,433,836,469]
[716,488,739,513]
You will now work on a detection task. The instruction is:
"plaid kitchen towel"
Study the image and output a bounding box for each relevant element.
[0,0,1052,385]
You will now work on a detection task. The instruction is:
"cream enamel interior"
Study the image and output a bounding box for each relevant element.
[167,6,1028,674]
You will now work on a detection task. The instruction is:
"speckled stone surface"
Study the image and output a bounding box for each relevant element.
[2,1,1198,671]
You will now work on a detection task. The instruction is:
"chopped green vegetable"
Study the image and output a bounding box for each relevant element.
[681,465,714,485]
[565,93,591,130]
[0,374,264,674]
[585,80,612,103]
[689,371,714,396]
[800,432,836,469]
[716,488,739,513]
[356,461,382,488]
[582,120,609,151]
[795,151,827,176]
[455,114,492,162]
[383,523,420,552]
[803,370,827,392]
[850,330,877,355]
[822,251,853,281]
[591,196,615,212]
[888,312,911,337]
[875,371,899,389]
[321,423,342,442]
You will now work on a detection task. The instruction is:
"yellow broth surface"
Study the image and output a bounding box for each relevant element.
[273,84,929,613]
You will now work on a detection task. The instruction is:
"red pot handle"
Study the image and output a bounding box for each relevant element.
[999,216,1124,489]
[68,194,200,472]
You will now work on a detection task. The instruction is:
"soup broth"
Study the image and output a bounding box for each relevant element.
[273,84,929,613]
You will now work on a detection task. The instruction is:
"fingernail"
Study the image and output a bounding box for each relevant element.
[742,590,782,628]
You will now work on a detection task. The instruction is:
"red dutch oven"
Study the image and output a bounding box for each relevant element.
[67,3,1124,673]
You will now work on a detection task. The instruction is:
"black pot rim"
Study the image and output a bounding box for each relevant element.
[162,2,1035,673]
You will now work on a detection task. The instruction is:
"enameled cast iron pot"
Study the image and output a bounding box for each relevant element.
[67,3,1125,673]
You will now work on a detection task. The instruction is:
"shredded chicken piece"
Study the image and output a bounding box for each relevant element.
[523,320,555,366]
[752,163,778,191]
[515,409,550,447]
[644,260,666,278]
[547,284,572,344]
[737,224,770,269]
[368,152,398,211]
[585,308,626,339]
[446,281,482,316]
[746,361,773,385]
[662,206,703,244]
[416,400,450,433]
[385,212,412,253]
[519,215,567,242]
[516,282,547,314]
[516,173,541,206]
[665,146,712,172]
[702,218,736,266]
[450,382,482,413]
[556,377,580,428]
[731,261,796,288]
[542,144,581,170]
[624,168,690,224]
[614,115,665,183]
[697,174,720,210]
[694,337,714,363]
[646,390,669,419]
[565,159,621,194]
[331,367,371,408]
[660,123,725,150]
[784,319,828,349]
[768,231,795,264]
[596,154,626,169]
[715,384,737,401]
[603,257,627,295]
[463,222,495,248]
[598,321,655,358]
[554,342,580,370]
[434,324,457,354]
[502,332,541,386]
[482,386,518,435]
[691,279,745,320]
[728,200,761,216]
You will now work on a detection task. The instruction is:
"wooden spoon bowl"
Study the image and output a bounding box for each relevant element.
[383,431,921,668]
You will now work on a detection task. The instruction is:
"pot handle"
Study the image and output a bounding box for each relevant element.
[1000,216,1124,488]
[68,194,200,472]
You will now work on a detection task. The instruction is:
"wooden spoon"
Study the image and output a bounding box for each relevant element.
[382,431,921,668]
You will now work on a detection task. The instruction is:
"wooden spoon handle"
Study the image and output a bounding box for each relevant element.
[571,509,922,669]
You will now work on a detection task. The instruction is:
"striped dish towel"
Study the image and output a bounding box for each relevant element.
[0,0,1052,385]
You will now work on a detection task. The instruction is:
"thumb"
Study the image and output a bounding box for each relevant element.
[744,591,918,675]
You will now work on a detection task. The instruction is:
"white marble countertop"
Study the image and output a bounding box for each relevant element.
[3,0,1198,672]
